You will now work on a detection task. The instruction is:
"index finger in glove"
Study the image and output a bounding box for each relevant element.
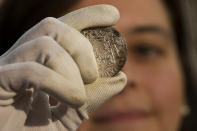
[4,18,98,83]
[59,4,120,31]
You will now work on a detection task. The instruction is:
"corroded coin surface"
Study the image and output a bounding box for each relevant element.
[81,27,127,77]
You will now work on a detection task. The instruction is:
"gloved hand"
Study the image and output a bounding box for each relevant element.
[0,4,127,131]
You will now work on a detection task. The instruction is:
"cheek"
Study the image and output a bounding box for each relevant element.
[142,64,184,130]
[146,67,184,107]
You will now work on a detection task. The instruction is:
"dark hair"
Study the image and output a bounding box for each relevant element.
[0,0,80,55]
[164,0,197,130]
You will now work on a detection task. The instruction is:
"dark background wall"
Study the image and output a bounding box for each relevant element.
[0,0,79,55]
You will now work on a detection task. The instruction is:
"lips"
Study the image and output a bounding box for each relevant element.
[93,109,152,123]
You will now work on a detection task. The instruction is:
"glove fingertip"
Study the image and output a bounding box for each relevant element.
[97,4,120,25]
[59,4,120,31]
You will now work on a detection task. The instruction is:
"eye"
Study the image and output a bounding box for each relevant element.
[131,43,164,58]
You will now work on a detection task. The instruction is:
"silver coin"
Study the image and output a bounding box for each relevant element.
[81,27,127,77]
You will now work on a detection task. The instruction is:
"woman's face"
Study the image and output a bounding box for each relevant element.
[74,0,185,131]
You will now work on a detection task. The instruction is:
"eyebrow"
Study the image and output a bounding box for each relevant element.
[128,25,175,40]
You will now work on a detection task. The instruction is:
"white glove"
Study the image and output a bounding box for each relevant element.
[0,4,127,131]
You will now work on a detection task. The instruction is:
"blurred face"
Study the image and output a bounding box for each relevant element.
[71,0,185,131]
